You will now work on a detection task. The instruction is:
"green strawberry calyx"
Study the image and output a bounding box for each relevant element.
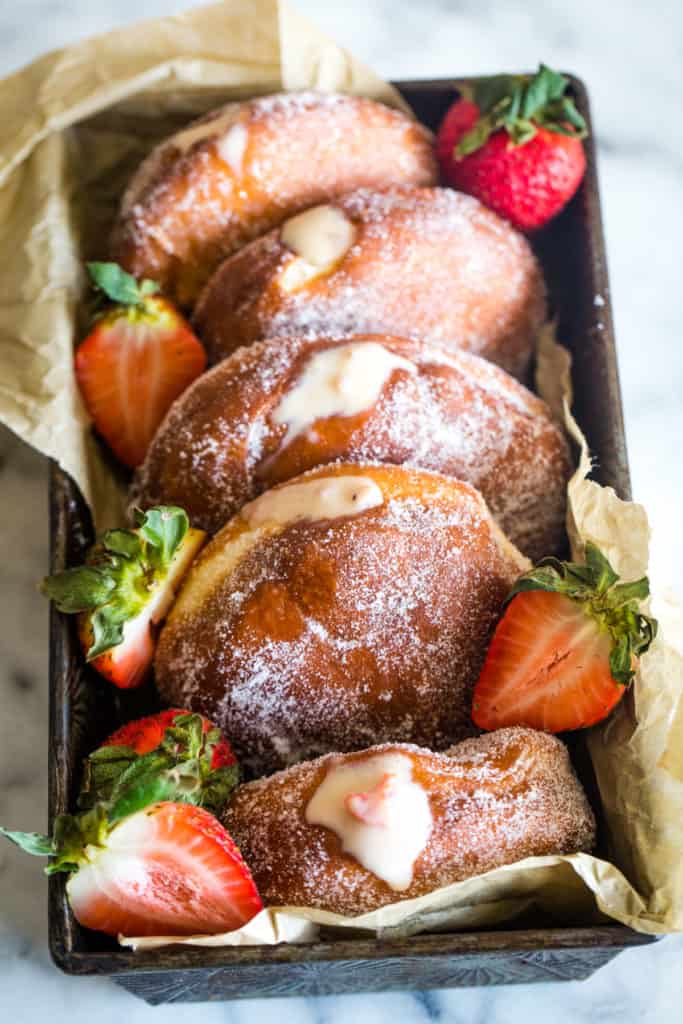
[507,541,658,686]
[0,713,239,875]
[456,63,588,158]
[87,261,160,315]
[79,713,239,819]
[40,506,190,660]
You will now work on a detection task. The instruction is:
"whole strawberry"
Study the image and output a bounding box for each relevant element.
[437,64,588,232]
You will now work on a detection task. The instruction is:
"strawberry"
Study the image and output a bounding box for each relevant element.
[102,709,236,767]
[437,64,588,232]
[41,506,206,689]
[1,802,262,937]
[78,710,239,816]
[472,543,657,733]
[76,262,206,468]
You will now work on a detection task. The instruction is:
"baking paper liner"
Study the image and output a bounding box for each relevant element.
[0,0,680,944]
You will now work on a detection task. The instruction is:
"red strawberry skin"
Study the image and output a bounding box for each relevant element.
[104,709,236,769]
[75,296,206,468]
[437,98,586,232]
[66,802,263,937]
[472,589,623,733]
[77,614,153,690]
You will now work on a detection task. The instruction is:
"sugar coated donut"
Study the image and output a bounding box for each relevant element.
[223,728,596,914]
[111,92,438,308]
[131,334,570,559]
[154,463,529,774]
[194,187,546,377]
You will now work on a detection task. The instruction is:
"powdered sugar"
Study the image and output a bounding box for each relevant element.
[154,464,528,775]
[196,186,546,378]
[131,335,570,559]
[111,94,437,308]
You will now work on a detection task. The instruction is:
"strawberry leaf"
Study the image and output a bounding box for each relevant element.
[87,262,159,310]
[521,64,568,119]
[42,505,191,660]
[134,506,189,567]
[456,115,498,157]
[101,529,143,560]
[473,74,520,114]
[0,827,54,857]
[585,542,619,593]
[40,566,115,612]
[457,63,588,156]
[79,713,239,818]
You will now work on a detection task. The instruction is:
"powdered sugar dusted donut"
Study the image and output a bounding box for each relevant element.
[110,92,438,308]
[194,187,546,378]
[223,728,596,914]
[131,334,570,559]
[154,463,529,774]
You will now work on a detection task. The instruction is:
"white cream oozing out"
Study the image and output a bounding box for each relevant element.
[279,205,356,291]
[242,475,384,529]
[305,753,433,891]
[271,342,417,451]
[216,123,248,175]
[173,108,241,156]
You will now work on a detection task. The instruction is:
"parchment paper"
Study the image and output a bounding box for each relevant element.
[0,0,681,945]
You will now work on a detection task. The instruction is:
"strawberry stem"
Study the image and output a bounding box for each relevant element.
[455,63,588,158]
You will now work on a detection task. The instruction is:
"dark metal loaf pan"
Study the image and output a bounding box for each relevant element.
[47,76,653,1004]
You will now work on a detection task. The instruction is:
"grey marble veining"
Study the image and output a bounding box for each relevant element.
[1,0,682,1020]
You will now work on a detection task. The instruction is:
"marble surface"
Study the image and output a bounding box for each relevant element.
[1,0,682,1019]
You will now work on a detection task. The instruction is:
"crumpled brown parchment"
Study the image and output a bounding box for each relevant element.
[0,0,681,945]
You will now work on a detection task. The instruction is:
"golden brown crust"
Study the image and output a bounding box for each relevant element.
[194,187,546,378]
[110,92,438,308]
[154,463,529,775]
[223,728,596,915]
[131,334,570,559]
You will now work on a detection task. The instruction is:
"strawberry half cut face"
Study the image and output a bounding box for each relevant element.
[66,802,263,937]
[75,262,207,469]
[472,543,657,734]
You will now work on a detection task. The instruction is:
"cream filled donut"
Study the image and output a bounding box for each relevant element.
[223,728,596,914]
[194,187,547,377]
[154,463,529,774]
[131,334,571,559]
[110,92,438,308]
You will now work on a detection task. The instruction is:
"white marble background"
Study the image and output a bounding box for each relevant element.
[1,0,682,1020]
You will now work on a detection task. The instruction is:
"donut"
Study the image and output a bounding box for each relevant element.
[131,334,571,559]
[110,92,438,308]
[154,463,529,774]
[223,728,596,915]
[194,187,546,378]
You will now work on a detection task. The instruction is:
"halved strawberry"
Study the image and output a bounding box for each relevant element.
[76,262,206,468]
[2,802,262,937]
[79,710,239,817]
[41,506,206,688]
[472,543,657,733]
